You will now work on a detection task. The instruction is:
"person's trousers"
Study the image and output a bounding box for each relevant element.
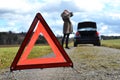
[61,34,70,47]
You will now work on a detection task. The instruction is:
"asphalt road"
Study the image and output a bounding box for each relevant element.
[1,45,120,80]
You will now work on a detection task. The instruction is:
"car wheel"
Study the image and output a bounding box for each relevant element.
[94,42,101,46]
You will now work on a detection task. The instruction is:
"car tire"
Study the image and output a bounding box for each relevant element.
[94,42,101,46]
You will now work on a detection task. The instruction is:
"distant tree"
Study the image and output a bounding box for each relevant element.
[0,34,3,44]
[13,35,18,42]
[9,31,12,34]
[35,35,47,44]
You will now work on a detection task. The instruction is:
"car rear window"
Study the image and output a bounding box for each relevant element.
[78,22,97,29]
[78,27,96,31]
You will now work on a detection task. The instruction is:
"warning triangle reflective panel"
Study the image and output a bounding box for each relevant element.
[10,13,73,71]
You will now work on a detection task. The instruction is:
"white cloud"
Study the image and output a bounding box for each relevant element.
[109,13,120,20]
[73,0,104,12]
[0,0,41,13]
[99,24,108,34]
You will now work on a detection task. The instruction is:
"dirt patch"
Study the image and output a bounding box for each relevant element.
[71,46,120,70]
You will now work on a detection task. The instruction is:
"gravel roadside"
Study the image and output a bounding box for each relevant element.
[1,45,120,80]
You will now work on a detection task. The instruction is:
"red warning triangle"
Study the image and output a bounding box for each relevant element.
[10,13,73,71]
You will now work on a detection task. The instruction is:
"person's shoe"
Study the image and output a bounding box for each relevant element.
[65,47,70,49]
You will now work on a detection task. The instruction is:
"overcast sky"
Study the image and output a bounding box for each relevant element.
[0,0,120,36]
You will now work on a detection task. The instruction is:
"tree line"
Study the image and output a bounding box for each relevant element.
[0,31,120,45]
[101,35,120,40]
[0,31,47,45]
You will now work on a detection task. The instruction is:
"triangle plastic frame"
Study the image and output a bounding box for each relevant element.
[10,13,73,71]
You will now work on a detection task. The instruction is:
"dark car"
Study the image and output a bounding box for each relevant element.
[74,21,101,47]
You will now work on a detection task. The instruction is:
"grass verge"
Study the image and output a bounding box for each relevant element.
[101,39,120,49]
[0,45,52,70]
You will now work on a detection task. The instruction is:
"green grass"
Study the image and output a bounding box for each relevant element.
[0,47,18,70]
[101,39,120,49]
[28,45,52,59]
[0,45,52,70]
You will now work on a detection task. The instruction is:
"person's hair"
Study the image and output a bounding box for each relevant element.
[64,10,69,13]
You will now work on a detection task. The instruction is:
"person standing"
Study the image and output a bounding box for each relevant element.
[61,10,73,49]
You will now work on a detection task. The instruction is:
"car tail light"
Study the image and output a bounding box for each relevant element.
[96,32,99,36]
[75,31,80,37]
